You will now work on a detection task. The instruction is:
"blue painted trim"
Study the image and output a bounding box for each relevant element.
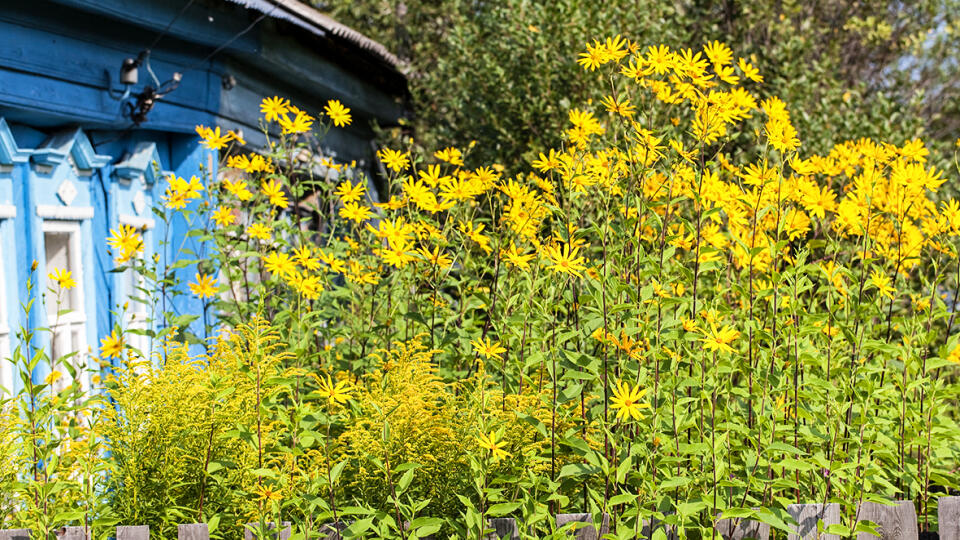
[32,127,112,169]
[0,118,31,165]
[113,141,166,185]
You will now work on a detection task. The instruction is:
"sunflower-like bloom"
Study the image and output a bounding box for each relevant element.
[476,431,510,461]
[610,380,650,422]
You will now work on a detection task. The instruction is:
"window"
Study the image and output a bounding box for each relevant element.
[43,221,88,391]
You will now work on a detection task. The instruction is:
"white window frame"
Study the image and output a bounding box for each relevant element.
[42,220,89,392]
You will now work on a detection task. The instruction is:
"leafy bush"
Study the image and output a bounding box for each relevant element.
[321,0,960,173]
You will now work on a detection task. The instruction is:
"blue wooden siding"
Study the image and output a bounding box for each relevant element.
[0,0,405,392]
[0,120,212,391]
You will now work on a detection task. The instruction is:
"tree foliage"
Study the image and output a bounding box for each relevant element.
[320,0,960,172]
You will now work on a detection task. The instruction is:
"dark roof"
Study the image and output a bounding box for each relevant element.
[223,0,403,71]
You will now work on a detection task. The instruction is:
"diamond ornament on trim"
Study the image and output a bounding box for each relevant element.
[132,190,146,215]
[57,179,78,206]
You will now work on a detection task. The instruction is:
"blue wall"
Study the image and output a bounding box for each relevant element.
[0,0,405,393]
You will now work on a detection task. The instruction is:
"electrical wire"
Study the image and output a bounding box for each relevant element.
[179,2,281,75]
[105,0,280,126]
[147,0,198,51]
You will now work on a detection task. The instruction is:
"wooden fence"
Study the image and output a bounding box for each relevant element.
[2,497,959,540]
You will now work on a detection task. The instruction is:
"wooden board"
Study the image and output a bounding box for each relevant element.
[177,523,209,540]
[939,497,960,540]
[856,501,919,540]
[56,527,88,540]
[717,517,770,540]
[0,530,32,540]
[788,503,841,540]
[319,522,347,540]
[116,526,150,540]
[642,516,676,540]
[485,518,520,540]
[556,513,610,540]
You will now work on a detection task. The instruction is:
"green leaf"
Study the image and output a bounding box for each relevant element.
[397,467,415,492]
[486,502,521,517]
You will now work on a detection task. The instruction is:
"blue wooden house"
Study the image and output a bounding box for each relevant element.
[0,0,407,392]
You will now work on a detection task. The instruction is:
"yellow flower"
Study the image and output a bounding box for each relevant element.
[739,161,776,187]
[324,99,352,127]
[48,268,76,290]
[419,164,451,188]
[99,331,124,360]
[948,346,960,365]
[531,149,561,173]
[263,251,297,278]
[318,249,346,273]
[226,130,245,146]
[339,202,373,223]
[314,374,352,406]
[293,246,321,271]
[434,147,464,166]
[502,243,534,270]
[702,323,740,354]
[223,178,253,201]
[246,223,271,241]
[645,44,675,75]
[367,217,415,249]
[476,431,510,461]
[737,57,763,83]
[163,175,204,209]
[255,484,283,504]
[188,272,218,299]
[870,270,896,300]
[600,95,636,118]
[703,40,733,67]
[195,125,231,150]
[212,206,236,227]
[334,180,366,203]
[417,245,452,269]
[542,243,587,278]
[458,221,492,253]
[471,337,506,361]
[610,380,650,422]
[378,148,410,172]
[261,179,288,208]
[278,106,314,134]
[260,96,290,122]
[375,244,415,269]
[45,370,63,386]
[107,224,144,264]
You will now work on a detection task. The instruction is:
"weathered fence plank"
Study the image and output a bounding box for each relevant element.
[177,523,209,540]
[320,521,349,540]
[556,513,610,540]
[116,525,149,540]
[484,517,520,540]
[319,522,347,540]
[641,516,677,540]
[856,501,919,540]
[0,496,949,540]
[717,517,770,540]
[787,503,841,540]
[56,527,88,540]
[244,522,291,540]
[939,497,960,540]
